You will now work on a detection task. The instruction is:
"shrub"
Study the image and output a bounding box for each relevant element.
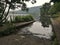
[0,23,16,37]
[13,15,34,23]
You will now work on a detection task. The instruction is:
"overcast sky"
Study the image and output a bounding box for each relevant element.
[6,0,51,11]
[25,0,50,7]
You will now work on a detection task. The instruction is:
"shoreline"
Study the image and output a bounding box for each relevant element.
[0,21,34,37]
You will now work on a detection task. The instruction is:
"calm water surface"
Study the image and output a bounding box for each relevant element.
[18,21,53,39]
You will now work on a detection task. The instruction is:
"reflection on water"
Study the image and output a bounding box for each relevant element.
[29,21,53,39]
[18,21,53,39]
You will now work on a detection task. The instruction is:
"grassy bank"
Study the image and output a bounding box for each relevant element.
[11,15,34,23]
[51,13,60,45]
[0,21,34,37]
[0,15,34,37]
[0,24,16,37]
[51,31,59,45]
[52,17,60,45]
[53,12,60,23]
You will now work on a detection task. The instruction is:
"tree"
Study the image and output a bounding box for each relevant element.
[50,0,60,3]
[0,1,5,26]
[40,3,51,27]
[49,2,60,15]
[40,3,51,15]
[0,0,36,26]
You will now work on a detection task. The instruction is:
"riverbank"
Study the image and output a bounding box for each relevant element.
[0,21,34,37]
[0,33,52,45]
[51,17,60,45]
[0,21,52,45]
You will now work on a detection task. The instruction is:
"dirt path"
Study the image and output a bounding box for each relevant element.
[0,21,52,45]
[0,33,51,45]
[51,18,60,45]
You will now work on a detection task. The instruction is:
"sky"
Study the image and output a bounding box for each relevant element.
[6,0,51,11]
[25,0,51,7]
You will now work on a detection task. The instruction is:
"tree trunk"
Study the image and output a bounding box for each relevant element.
[1,3,7,18]
[0,5,11,24]
[0,3,7,26]
[3,5,10,21]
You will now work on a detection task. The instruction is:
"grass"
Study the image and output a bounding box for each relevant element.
[0,15,34,37]
[0,23,17,37]
[54,17,60,23]
[51,31,59,45]
[52,38,59,45]
[11,15,34,23]
[52,12,60,25]
[51,22,59,45]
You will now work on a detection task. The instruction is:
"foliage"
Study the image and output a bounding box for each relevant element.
[12,15,34,23]
[40,3,51,15]
[0,14,34,37]
[51,33,59,45]
[0,2,5,26]
[0,0,36,26]
[49,2,60,15]
[0,15,34,37]
[52,38,59,45]
[40,3,51,27]
[50,0,60,3]
[0,23,16,37]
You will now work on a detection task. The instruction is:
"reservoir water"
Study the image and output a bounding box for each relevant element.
[18,21,53,39]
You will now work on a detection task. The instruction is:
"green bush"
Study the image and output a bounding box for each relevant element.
[52,38,59,45]
[49,2,60,14]
[13,15,34,23]
[0,24,16,37]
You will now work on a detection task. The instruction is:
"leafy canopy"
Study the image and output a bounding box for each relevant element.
[49,2,60,14]
[0,0,36,25]
[50,0,60,3]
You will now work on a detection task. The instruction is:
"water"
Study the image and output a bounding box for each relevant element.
[18,21,53,39]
